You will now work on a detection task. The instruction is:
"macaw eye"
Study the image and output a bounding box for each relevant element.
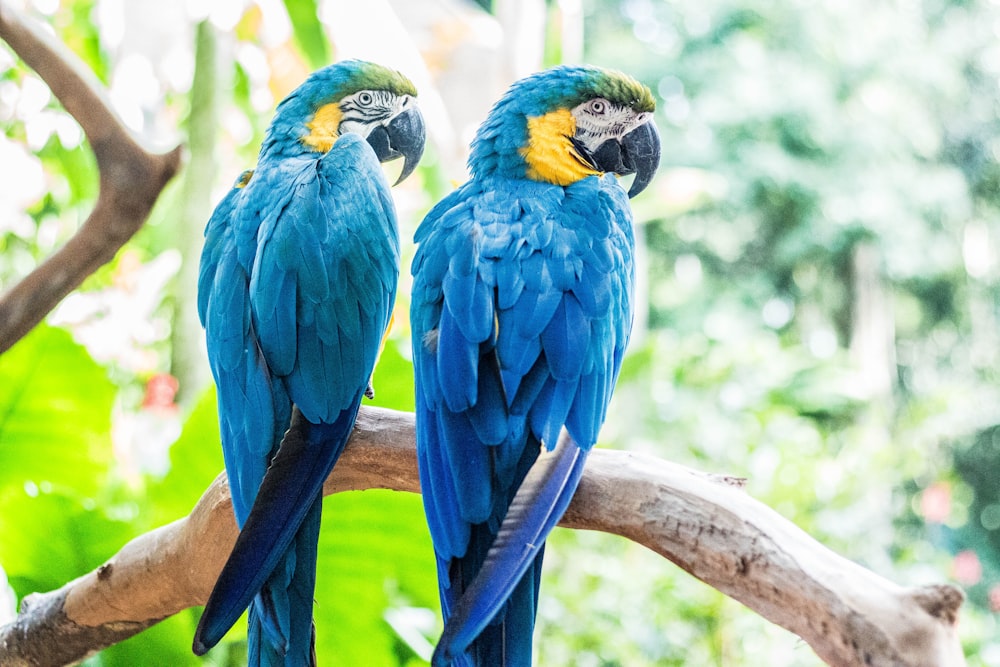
[358,91,374,106]
[589,99,607,115]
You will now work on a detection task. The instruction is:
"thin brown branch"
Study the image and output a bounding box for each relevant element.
[0,2,182,353]
[0,406,966,667]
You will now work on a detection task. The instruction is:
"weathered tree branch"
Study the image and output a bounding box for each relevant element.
[0,406,966,667]
[0,2,182,353]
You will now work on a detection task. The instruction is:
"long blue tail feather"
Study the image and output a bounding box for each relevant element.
[193,399,361,658]
[248,609,317,667]
[453,545,542,667]
[434,431,587,666]
[246,493,321,666]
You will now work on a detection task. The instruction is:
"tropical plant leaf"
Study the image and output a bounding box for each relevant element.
[368,338,416,412]
[0,325,115,497]
[282,0,330,69]
[313,489,438,666]
[0,488,132,602]
[84,610,208,667]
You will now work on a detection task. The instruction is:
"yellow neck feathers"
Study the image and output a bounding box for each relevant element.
[521,108,600,187]
[302,102,343,152]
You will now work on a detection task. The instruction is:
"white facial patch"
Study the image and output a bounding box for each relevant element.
[570,97,651,153]
[338,90,412,138]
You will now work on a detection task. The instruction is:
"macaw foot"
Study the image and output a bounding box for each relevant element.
[364,382,375,400]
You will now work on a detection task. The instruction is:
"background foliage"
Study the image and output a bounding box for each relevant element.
[1,0,999,664]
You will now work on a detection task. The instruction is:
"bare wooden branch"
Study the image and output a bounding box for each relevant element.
[0,2,182,353]
[0,406,966,667]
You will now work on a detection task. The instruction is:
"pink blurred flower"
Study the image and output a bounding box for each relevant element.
[142,373,179,413]
[989,584,1000,613]
[953,550,982,586]
[920,482,951,524]
[114,373,182,479]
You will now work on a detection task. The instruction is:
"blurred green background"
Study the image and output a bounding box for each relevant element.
[2,0,999,664]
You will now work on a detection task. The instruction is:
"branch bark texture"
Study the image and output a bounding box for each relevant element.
[0,407,966,667]
[0,2,182,353]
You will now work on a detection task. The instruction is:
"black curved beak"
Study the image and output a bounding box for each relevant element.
[621,121,660,197]
[583,120,661,198]
[366,106,426,186]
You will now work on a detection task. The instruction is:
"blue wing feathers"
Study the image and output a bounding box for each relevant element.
[512,287,561,342]
[285,326,333,419]
[418,407,471,559]
[438,409,493,524]
[437,312,480,413]
[465,349,508,446]
[496,322,541,382]
[517,251,547,293]
[571,261,611,313]
[252,271,298,377]
[415,340,442,412]
[222,343,275,524]
[540,294,591,382]
[198,180,247,326]
[566,370,604,448]
[207,257,248,372]
[443,270,494,344]
[529,376,579,450]
[494,260,525,310]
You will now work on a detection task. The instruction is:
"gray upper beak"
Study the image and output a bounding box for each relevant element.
[365,106,426,185]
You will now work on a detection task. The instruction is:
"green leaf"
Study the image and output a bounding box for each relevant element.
[312,490,437,665]
[83,610,206,667]
[368,338,416,412]
[0,325,115,497]
[38,140,98,206]
[0,488,132,600]
[282,0,330,69]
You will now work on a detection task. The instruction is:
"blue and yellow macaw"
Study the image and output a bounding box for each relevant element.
[193,60,425,666]
[410,65,660,665]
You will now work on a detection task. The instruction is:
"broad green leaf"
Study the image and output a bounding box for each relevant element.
[368,338,416,412]
[0,488,132,601]
[38,140,98,206]
[83,610,206,667]
[282,0,330,69]
[0,325,115,497]
[313,489,437,665]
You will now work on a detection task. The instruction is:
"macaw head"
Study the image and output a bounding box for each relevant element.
[264,59,425,184]
[469,65,660,197]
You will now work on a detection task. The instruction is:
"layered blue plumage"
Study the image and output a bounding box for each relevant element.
[196,61,413,666]
[411,65,655,666]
